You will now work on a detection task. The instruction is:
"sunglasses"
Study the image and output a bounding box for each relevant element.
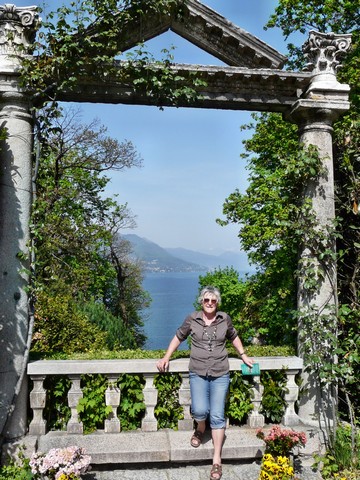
[203,298,217,305]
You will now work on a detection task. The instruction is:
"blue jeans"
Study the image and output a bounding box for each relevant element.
[189,372,230,429]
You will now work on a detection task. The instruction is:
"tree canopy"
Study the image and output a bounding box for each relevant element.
[30,108,149,353]
[218,0,359,426]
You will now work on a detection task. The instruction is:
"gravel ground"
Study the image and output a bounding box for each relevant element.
[84,460,323,480]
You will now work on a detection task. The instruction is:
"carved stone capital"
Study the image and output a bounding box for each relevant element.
[303,31,352,82]
[0,4,39,55]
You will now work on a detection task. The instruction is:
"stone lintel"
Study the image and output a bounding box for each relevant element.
[55,64,312,113]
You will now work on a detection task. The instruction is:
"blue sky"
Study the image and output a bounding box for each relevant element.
[16,1,305,255]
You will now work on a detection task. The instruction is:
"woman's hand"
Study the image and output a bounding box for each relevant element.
[156,358,169,372]
[156,336,181,372]
[241,354,254,368]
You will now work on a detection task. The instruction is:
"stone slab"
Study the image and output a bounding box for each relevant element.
[37,431,170,464]
[168,427,264,462]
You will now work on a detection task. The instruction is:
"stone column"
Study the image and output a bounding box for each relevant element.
[288,31,351,426]
[0,4,39,441]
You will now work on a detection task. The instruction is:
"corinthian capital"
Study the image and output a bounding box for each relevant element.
[0,4,40,55]
[303,30,352,77]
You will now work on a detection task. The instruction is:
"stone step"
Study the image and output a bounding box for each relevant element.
[20,427,323,479]
[36,427,264,465]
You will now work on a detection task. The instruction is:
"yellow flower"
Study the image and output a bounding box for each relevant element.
[258,453,296,480]
[259,471,271,480]
[263,453,274,461]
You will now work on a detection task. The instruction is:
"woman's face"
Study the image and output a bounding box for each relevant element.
[202,294,218,314]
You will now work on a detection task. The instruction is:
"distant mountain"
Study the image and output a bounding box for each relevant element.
[166,247,253,272]
[123,234,255,274]
[123,234,207,272]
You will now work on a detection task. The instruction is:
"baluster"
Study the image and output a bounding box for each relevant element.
[29,375,47,435]
[247,376,265,428]
[141,374,158,432]
[178,373,193,430]
[67,375,83,434]
[282,370,300,425]
[105,376,121,433]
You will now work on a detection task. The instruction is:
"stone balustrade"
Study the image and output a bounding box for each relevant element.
[27,356,303,438]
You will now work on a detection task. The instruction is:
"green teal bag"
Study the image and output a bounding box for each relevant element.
[241,363,260,376]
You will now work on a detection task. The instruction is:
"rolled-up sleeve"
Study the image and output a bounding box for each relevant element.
[226,315,238,342]
[176,314,193,342]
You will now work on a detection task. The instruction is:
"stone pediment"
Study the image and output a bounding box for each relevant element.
[115,0,286,69]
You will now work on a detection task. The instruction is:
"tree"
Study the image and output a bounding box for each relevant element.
[218,0,360,452]
[107,234,150,347]
[197,268,251,340]
[217,113,323,346]
[31,108,148,351]
[266,0,360,422]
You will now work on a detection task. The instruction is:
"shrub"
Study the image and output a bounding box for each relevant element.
[29,446,91,479]
[260,370,288,423]
[0,448,32,480]
[31,292,107,354]
[257,425,307,457]
[79,300,137,350]
[226,370,253,425]
[315,423,360,479]
[155,373,182,429]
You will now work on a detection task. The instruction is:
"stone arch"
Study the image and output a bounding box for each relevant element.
[0,1,352,440]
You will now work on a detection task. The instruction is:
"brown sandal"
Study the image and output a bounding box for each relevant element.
[190,430,203,448]
[210,464,222,480]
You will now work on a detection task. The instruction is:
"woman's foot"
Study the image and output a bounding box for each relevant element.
[210,463,222,480]
[190,430,204,448]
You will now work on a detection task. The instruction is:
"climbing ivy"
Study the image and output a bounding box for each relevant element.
[20,0,206,109]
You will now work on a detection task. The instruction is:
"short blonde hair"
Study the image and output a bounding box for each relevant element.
[198,286,221,305]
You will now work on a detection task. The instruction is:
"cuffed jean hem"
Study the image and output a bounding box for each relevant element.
[189,371,230,430]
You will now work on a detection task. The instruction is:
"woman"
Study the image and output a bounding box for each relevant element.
[156,286,254,480]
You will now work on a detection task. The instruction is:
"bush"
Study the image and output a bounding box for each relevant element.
[226,370,253,425]
[118,373,146,430]
[79,300,137,350]
[260,370,288,423]
[31,292,107,354]
[155,373,182,429]
[315,423,360,479]
[0,449,32,480]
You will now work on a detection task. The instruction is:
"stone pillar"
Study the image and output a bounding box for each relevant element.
[0,4,39,440]
[288,31,351,426]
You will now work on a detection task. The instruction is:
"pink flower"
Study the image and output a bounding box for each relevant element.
[256,425,307,457]
[30,446,91,479]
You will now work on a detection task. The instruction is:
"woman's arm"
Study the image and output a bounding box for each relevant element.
[232,335,254,368]
[156,335,182,372]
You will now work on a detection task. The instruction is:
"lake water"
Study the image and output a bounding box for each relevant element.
[142,271,203,350]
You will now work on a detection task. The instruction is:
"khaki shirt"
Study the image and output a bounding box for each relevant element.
[176,311,238,377]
